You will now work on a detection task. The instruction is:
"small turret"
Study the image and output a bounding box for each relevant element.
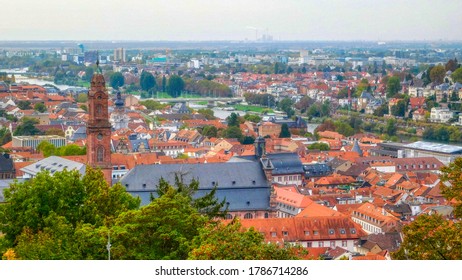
[254,136,266,159]
[352,140,363,157]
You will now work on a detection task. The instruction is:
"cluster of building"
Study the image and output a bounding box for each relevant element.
[0,69,460,260]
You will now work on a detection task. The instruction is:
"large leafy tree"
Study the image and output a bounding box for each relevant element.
[140,71,156,92]
[110,72,125,89]
[451,68,462,84]
[167,75,185,97]
[110,188,209,260]
[386,76,401,98]
[156,175,227,219]
[226,112,240,127]
[0,167,140,257]
[189,220,304,260]
[278,98,295,118]
[391,100,406,117]
[430,65,446,85]
[393,157,462,259]
[13,117,41,136]
[16,100,31,110]
[392,214,462,260]
[34,103,47,113]
[279,123,291,138]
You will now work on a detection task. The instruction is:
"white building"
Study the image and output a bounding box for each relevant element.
[430,107,453,123]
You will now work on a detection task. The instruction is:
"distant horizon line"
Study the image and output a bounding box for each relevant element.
[1,39,462,43]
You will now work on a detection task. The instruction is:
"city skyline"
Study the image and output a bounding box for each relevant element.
[1,0,461,42]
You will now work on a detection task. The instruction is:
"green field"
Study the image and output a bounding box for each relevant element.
[75,80,90,88]
[233,104,274,113]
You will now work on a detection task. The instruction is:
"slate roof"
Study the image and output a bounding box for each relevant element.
[70,126,86,141]
[129,138,150,152]
[267,153,304,175]
[0,154,14,172]
[359,232,402,252]
[303,163,332,177]
[119,162,271,210]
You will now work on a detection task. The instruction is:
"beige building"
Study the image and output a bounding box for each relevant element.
[258,122,281,137]
[12,135,66,150]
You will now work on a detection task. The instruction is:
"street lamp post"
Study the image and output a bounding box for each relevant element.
[106,231,111,260]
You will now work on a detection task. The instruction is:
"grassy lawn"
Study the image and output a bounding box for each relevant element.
[76,80,90,88]
[233,104,274,113]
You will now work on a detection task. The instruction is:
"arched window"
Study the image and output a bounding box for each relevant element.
[244,213,253,219]
[264,212,269,219]
[96,104,103,115]
[225,214,233,220]
[97,146,104,162]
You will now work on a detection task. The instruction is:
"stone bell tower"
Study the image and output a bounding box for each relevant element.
[86,62,112,184]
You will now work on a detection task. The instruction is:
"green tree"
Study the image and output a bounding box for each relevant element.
[36,141,57,157]
[387,76,401,98]
[76,93,88,103]
[308,142,330,151]
[201,126,218,138]
[440,157,462,217]
[334,121,354,137]
[167,75,185,97]
[33,103,47,113]
[279,123,291,138]
[451,68,462,83]
[0,167,140,251]
[226,112,240,127]
[222,126,243,140]
[445,59,458,72]
[430,65,446,85]
[189,220,304,260]
[392,214,462,260]
[391,100,406,117]
[385,118,397,136]
[139,100,168,110]
[274,62,280,74]
[162,75,167,92]
[84,67,94,82]
[373,104,388,117]
[278,98,295,118]
[243,114,262,123]
[197,108,216,120]
[140,71,156,92]
[110,72,125,89]
[111,187,208,260]
[17,100,31,110]
[0,127,12,146]
[156,175,226,219]
[13,117,40,136]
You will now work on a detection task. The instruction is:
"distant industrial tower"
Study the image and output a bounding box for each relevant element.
[87,63,112,184]
[114,48,126,63]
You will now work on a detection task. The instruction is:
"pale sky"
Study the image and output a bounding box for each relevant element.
[1,0,461,41]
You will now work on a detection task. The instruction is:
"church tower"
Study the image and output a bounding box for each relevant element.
[86,64,112,184]
[110,90,129,130]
